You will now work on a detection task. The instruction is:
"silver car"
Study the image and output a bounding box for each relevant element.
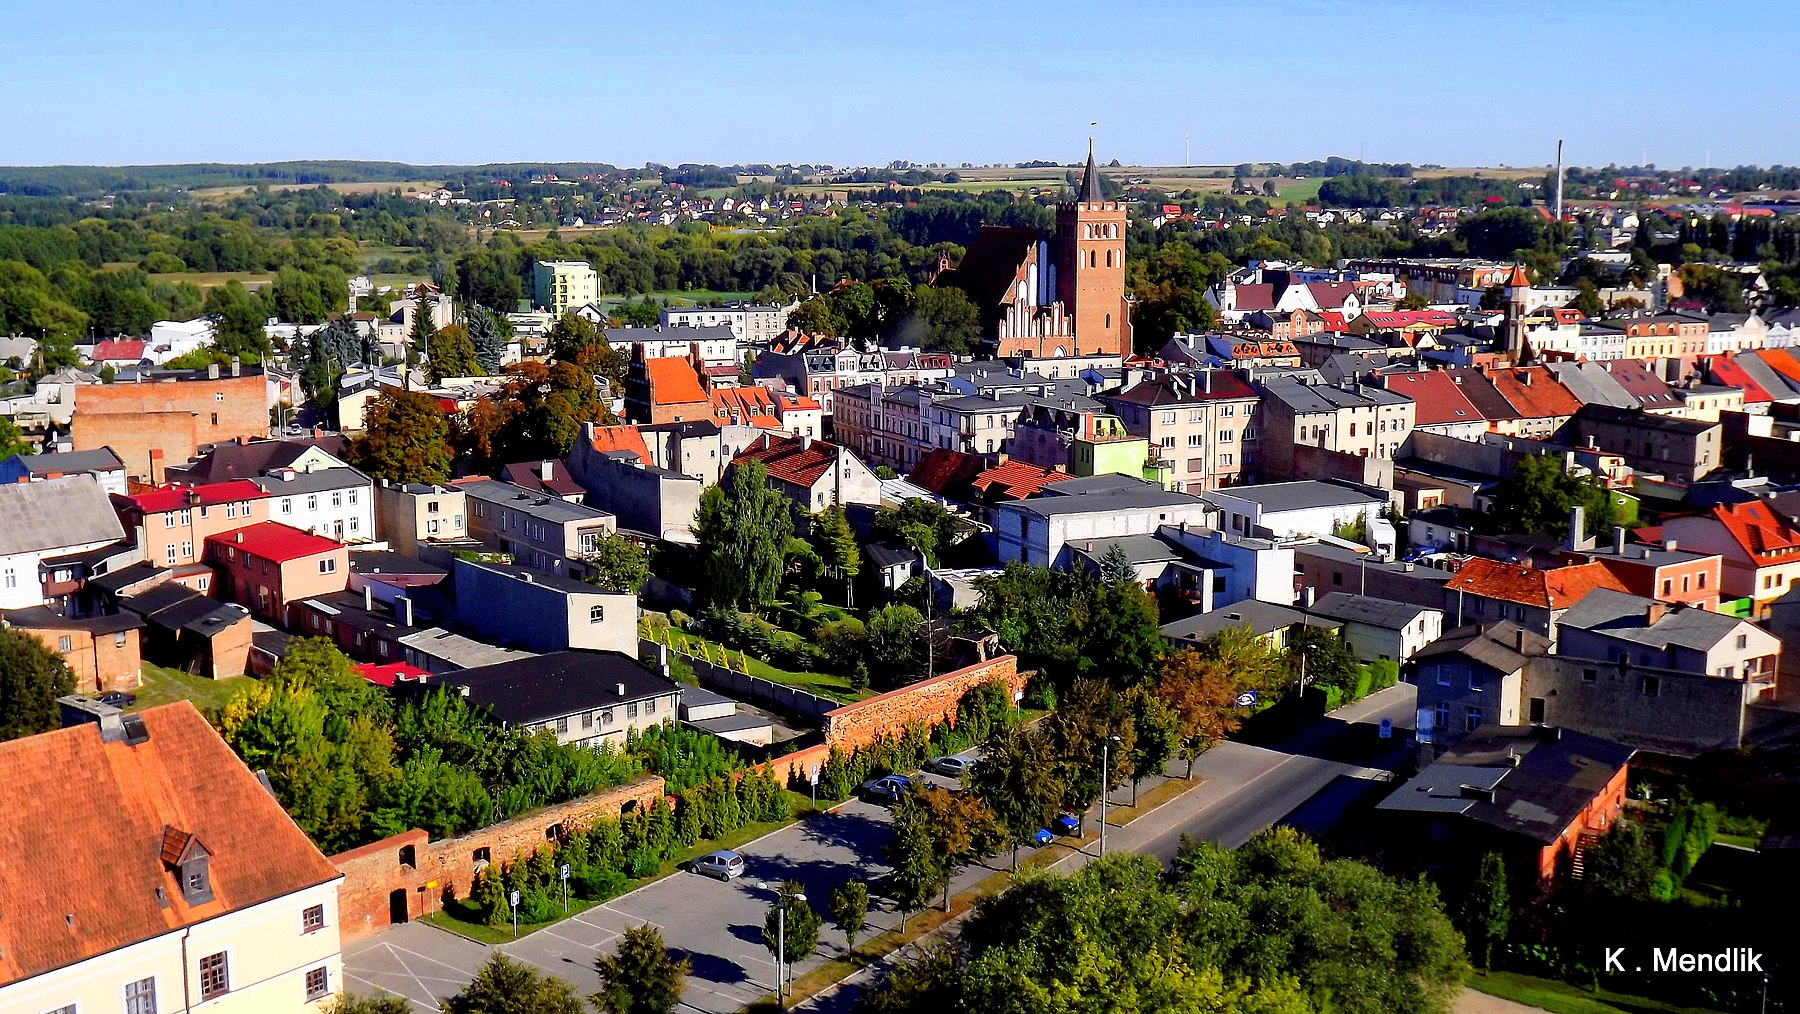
[688,849,745,881]
[926,755,971,777]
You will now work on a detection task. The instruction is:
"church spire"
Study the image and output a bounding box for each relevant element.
[1079,137,1103,203]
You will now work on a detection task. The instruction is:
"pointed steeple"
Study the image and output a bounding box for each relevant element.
[1079,137,1103,203]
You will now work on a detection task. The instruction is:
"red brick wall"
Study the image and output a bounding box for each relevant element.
[15,626,142,694]
[73,374,267,481]
[330,775,665,943]
[822,655,1022,753]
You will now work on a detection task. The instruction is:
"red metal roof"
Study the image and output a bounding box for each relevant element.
[122,480,269,514]
[205,521,344,563]
[1706,356,1774,404]
[969,460,1073,501]
[353,661,431,688]
[589,424,651,460]
[644,356,708,406]
[92,339,147,361]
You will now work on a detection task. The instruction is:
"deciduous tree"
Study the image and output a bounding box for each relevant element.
[693,459,794,608]
[428,322,480,382]
[444,954,586,1014]
[347,388,453,484]
[0,626,75,742]
[968,722,1064,869]
[761,880,821,983]
[829,880,869,952]
[585,533,651,595]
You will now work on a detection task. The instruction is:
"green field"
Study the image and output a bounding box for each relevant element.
[131,662,250,716]
[1468,971,1728,1014]
[147,270,275,291]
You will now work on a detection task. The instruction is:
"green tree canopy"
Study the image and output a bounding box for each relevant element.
[428,322,481,382]
[586,533,651,595]
[829,880,870,951]
[0,625,76,742]
[592,923,689,1014]
[693,459,794,608]
[444,954,586,1014]
[347,387,453,484]
[762,879,822,975]
[1489,452,1615,539]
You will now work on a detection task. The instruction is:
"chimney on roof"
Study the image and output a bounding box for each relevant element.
[207,363,219,380]
[520,572,533,583]
[1665,539,1678,552]
[1646,601,1667,626]
[1612,526,1626,555]
[364,585,373,612]
[616,682,626,696]
[230,356,240,378]
[541,460,554,480]
[397,595,414,627]
[1514,628,1528,653]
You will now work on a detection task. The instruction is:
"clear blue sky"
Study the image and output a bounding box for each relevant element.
[6,0,1792,170]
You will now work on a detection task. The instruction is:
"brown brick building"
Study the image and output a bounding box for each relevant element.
[0,607,144,693]
[72,367,268,482]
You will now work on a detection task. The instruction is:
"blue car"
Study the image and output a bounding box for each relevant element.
[1031,828,1054,847]
[1052,812,1082,836]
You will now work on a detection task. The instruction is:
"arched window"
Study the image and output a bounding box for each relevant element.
[1105,313,1111,328]
[1089,250,1097,268]
[1106,250,1114,267]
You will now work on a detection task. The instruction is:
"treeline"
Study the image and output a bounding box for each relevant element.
[1317,174,1531,208]
[0,160,625,198]
[1285,156,1417,177]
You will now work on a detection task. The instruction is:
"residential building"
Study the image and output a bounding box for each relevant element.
[71,364,268,482]
[499,459,586,502]
[1442,557,1630,634]
[252,465,375,542]
[293,588,427,664]
[603,325,739,368]
[1100,369,1262,491]
[1378,726,1632,881]
[1567,405,1720,482]
[162,433,349,486]
[0,476,127,609]
[1557,588,1779,691]
[1661,501,1800,616]
[1255,375,1416,480]
[456,478,618,576]
[1600,361,1683,414]
[1375,370,1487,440]
[435,650,681,748]
[567,423,705,544]
[0,606,144,693]
[205,522,351,627]
[115,480,272,568]
[450,558,637,653]
[1205,480,1388,543]
[372,480,472,559]
[1305,592,1443,662]
[0,703,343,1014]
[145,317,217,363]
[624,344,712,424]
[660,300,798,344]
[533,259,600,317]
[396,627,535,674]
[117,581,255,679]
[730,432,881,511]
[1296,543,1455,609]
[0,447,127,495]
[1563,530,1722,610]
[991,475,1215,568]
[1155,523,1299,607]
[1161,598,1338,650]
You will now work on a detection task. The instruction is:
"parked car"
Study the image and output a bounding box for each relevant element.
[1031,827,1054,847]
[96,691,136,708]
[688,849,745,881]
[1052,812,1082,836]
[859,775,911,802]
[925,755,970,777]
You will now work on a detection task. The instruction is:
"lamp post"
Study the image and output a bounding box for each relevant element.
[757,880,807,1008]
[1099,734,1121,856]
[1297,645,1313,703]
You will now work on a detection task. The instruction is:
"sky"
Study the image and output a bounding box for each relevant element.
[5,0,1795,170]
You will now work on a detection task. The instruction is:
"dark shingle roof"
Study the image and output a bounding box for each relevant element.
[437,650,679,726]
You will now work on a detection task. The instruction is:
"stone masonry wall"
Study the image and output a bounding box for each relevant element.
[331,774,666,943]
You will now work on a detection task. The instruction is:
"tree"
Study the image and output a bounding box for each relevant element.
[812,506,860,605]
[968,722,1064,869]
[1044,679,1136,810]
[407,291,438,367]
[786,298,836,338]
[865,604,924,685]
[829,880,869,952]
[443,953,586,1014]
[1478,284,1507,310]
[1156,647,1249,777]
[872,500,961,565]
[1078,582,1163,686]
[1570,278,1606,318]
[326,995,412,1014]
[0,626,76,742]
[1096,541,1137,585]
[0,415,32,459]
[428,322,480,382]
[813,617,867,676]
[1489,452,1615,539]
[885,789,946,928]
[692,459,794,608]
[466,303,507,374]
[547,312,604,361]
[1288,625,1359,699]
[586,533,651,594]
[592,923,689,1014]
[1584,817,1659,898]
[916,785,1004,910]
[1124,684,1179,804]
[908,285,981,355]
[347,388,453,484]
[1460,852,1510,971]
[1398,291,1431,310]
[761,879,821,986]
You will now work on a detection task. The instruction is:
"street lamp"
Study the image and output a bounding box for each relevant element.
[1099,734,1121,857]
[757,880,807,1008]
[1297,645,1313,700]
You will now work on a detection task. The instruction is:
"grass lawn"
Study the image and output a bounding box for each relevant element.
[131,662,250,716]
[425,896,604,946]
[1274,178,1326,205]
[1467,970,1728,1014]
[662,630,870,704]
[599,289,758,307]
[148,270,275,290]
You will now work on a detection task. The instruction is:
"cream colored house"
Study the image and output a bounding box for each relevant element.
[533,259,600,317]
[0,703,344,1014]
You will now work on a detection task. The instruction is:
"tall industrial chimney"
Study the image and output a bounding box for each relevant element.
[1553,139,1565,223]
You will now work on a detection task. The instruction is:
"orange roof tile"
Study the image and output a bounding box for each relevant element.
[644,356,708,406]
[1449,557,1629,609]
[710,386,780,424]
[970,460,1073,500]
[1486,366,1581,419]
[0,703,339,985]
[589,424,650,460]
[1711,501,1800,565]
[732,433,843,488]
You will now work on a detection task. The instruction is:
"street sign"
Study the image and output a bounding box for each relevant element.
[559,864,571,881]
[1379,718,1393,740]
[509,890,520,908]
[808,765,819,785]
[1233,690,1258,708]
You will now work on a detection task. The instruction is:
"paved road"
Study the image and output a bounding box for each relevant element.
[346,686,1419,1012]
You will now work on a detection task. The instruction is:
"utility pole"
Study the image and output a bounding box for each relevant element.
[1098,734,1120,856]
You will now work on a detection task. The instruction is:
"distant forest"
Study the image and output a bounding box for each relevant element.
[0,162,622,198]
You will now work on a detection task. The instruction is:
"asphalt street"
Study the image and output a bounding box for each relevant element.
[343,684,1419,1013]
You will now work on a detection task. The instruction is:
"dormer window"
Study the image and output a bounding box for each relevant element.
[161,826,213,905]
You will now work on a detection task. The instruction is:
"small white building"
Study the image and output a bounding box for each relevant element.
[1306,591,1444,662]
[147,318,217,364]
[0,476,125,609]
[252,464,376,542]
[1204,480,1388,543]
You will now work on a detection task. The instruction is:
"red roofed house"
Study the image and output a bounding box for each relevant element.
[709,385,781,429]
[114,479,272,568]
[0,702,343,1014]
[730,433,880,511]
[1485,366,1582,439]
[1663,501,1800,617]
[1702,355,1775,408]
[353,660,431,688]
[625,343,711,424]
[586,423,652,461]
[1348,309,1460,346]
[90,338,148,367]
[1444,557,1631,636]
[205,521,350,626]
[1099,369,1262,491]
[970,457,1073,502]
[1377,371,1489,440]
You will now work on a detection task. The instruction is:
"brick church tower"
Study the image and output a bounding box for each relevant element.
[1055,141,1131,357]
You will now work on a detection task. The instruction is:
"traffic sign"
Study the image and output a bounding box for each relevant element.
[1234,691,1258,707]
[509,890,520,908]
[808,765,819,785]
[559,864,571,881]
[1379,717,1393,739]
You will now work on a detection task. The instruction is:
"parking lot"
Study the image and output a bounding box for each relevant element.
[343,758,1014,1013]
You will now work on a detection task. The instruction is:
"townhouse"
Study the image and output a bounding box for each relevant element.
[252,464,375,542]
[1255,375,1416,480]
[1661,501,1800,616]
[205,522,351,627]
[456,478,618,576]
[1100,369,1262,491]
[730,433,881,511]
[114,480,270,569]
[0,476,129,610]
[1566,405,1721,481]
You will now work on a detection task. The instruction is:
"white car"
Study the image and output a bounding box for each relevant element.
[925,755,970,777]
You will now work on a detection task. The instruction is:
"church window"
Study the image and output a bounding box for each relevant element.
[1105,313,1111,328]
[1089,251,1097,268]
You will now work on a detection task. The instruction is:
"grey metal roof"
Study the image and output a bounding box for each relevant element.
[1071,535,1183,567]
[1545,362,1637,410]
[1161,599,1339,641]
[456,479,614,524]
[437,650,679,726]
[1308,592,1438,629]
[1378,727,1635,843]
[1295,544,1455,583]
[1414,621,1547,672]
[1207,480,1384,514]
[0,476,125,556]
[1557,588,1749,652]
[16,448,124,474]
[1013,480,1209,518]
[250,466,371,496]
[399,627,535,668]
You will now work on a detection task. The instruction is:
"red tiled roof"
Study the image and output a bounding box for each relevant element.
[1315,310,1349,331]
[732,433,842,488]
[1706,356,1774,404]
[92,339,147,361]
[1359,309,1458,329]
[121,479,269,514]
[1109,370,1258,406]
[776,392,822,412]
[589,424,651,460]
[970,460,1073,501]
[1231,283,1276,311]
[205,521,344,563]
[711,386,780,424]
[1711,501,1800,565]
[907,449,985,497]
[1601,361,1680,408]
[644,356,708,406]
[1449,558,1629,609]
[1378,371,1485,427]
[1304,281,1357,309]
[354,661,431,688]
[0,702,340,985]
[1487,367,1581,419]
